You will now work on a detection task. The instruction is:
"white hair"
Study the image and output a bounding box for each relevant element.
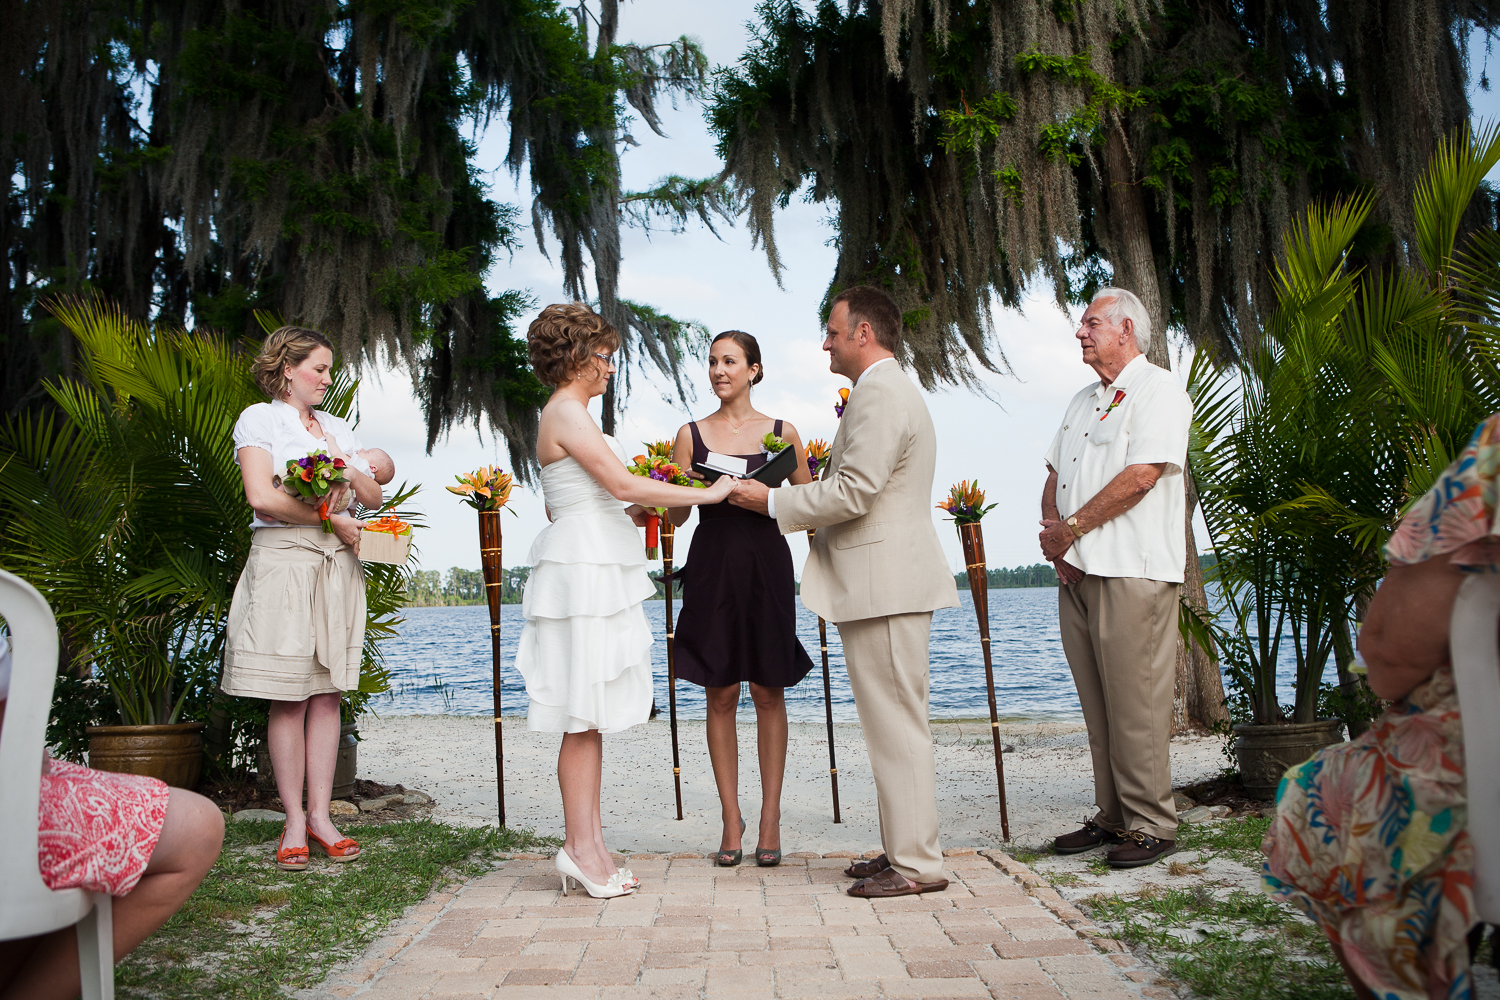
[1091,287,1152,355]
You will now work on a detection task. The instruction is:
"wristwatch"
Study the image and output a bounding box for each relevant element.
[1066,515,1086,539]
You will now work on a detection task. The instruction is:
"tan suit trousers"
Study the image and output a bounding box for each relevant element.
[1057,575,1179,841]
[836,611,944,882]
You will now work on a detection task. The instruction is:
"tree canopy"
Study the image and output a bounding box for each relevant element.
[4,0,728,473]
[709,0,1500,383]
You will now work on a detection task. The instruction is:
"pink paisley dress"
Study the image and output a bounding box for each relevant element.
[38,758,170,895]
[1260,414,1497,1000]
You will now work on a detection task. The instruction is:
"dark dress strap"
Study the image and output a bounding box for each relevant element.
[688,420,706,460]
[774,418,783,437]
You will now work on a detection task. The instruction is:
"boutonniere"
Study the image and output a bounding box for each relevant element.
[834,386,850,418]
[1100,389,1126,421]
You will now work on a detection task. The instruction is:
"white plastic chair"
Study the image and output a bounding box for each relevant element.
[1449,572,1500,924]
[0,568,114,999]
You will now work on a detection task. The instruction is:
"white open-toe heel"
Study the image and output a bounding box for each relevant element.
[557,847,634,898]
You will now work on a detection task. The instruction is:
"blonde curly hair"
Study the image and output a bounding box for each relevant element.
[251,326,335,400]
[526,303,621,388]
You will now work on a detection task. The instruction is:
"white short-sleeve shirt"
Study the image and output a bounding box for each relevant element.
[233,399,369,529]
[1044,355,1192,583]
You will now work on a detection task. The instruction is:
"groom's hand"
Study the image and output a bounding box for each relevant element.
[729,478,771,515]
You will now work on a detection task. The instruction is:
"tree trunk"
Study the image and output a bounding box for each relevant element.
[1102,127,1227,734]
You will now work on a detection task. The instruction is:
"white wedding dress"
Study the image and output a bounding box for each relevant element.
[514,436,655,733]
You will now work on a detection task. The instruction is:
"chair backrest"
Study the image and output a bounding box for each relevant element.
[0,568,94,940]
[1449,572,1500,924]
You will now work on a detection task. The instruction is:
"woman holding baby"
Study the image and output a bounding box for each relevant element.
[223,326,390,870]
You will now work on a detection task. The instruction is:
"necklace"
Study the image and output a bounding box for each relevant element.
[723,413,752,435]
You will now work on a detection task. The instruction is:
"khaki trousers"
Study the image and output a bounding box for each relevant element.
[836,612,944,882]
[1057,575,1179,841]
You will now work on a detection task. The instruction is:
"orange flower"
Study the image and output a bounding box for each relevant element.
[448,465,516,511]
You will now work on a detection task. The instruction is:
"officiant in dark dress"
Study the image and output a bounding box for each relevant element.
[669,330,815,869]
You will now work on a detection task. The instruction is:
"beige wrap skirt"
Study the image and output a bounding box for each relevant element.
[222,526,366,700]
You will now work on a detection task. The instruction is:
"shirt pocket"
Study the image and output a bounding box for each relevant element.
[1091,392,1133,445]
[834,522,886,549]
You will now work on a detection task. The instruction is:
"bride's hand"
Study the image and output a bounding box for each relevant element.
[625,504,651,527]
[702,475,736,503]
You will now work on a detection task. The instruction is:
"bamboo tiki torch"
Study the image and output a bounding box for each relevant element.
[808,528,842,823]
[959,520,1009,841]
[449,466,516,829]
[661,514,684,820]
[478,509,506,828]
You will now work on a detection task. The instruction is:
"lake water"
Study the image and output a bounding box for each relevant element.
[378,589,1329,722]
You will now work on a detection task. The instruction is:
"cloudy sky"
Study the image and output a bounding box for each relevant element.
[354,3,1500,580]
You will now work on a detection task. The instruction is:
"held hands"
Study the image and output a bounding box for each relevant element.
[703,475,737,503]
[1038,518,1075,562]
[728,477,771,515]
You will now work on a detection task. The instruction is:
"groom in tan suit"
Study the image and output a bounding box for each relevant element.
[730,285,959,897]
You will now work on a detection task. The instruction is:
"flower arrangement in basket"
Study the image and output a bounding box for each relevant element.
[936,480,996,525]
[805,438,830,480]
[360,514,413,564]
[628,441,704,558]
[273,450,348,532]
[447,465,517,512]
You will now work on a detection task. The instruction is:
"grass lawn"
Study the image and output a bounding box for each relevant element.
[1071,816,1356,1000]
[116,818,558,1000]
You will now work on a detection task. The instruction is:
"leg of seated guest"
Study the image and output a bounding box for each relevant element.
[0,788,225,1000]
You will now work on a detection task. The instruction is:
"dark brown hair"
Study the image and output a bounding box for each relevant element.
[251,326,335,400]
[526,302,622,387]
[829,285,902,351]
[710,330,764,385]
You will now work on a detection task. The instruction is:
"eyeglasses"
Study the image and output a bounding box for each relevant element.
[593,353,617,368]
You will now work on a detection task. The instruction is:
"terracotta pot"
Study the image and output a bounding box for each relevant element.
[255,723,358,800]
[1233,719,1346,799]
[87,722,205,789]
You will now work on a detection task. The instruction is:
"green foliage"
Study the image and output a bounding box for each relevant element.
[1191,124,1500,725]
[404,566,530,606]
[953,563,1059,590]
[0,296,407,745]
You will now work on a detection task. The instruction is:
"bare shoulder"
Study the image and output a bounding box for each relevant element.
[778,420,805,443]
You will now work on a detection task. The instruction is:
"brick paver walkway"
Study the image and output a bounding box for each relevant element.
[315,850,1173,1000]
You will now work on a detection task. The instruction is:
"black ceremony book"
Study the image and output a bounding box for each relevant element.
[693,445,799,487]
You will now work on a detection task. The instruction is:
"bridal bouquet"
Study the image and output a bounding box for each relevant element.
[274,450,349,532]
[628,443,704,558]
[447,465,516,513]
[936,480,996,525]
[806,438,830,479]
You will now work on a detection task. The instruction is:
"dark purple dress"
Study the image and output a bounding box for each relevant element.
[673,420,814,690]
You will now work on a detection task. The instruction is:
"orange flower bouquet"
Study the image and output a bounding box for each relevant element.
[447,465,517,513]
[627,440,704,558]
[806,438,830,480]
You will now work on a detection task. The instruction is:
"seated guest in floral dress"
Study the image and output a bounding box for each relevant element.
[1261,416,1498,1000]
[0,636,225,1000]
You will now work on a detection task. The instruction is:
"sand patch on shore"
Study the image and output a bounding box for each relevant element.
[355,714,1223,851]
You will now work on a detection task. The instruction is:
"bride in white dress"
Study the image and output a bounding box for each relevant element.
[520,303,734,898]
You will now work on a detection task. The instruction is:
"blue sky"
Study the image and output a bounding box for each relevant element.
[356,3,1500,579]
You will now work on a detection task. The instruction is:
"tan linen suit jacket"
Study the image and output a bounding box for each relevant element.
[774,362,959,623]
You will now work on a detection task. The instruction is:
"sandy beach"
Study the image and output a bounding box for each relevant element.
[356,715,1223,851]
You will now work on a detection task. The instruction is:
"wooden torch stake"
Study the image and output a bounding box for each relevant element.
[808,529,841,823]
[960,521,1008,841]
[479,509,506,827]
[662,516,684,820]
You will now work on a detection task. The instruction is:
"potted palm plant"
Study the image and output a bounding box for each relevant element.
[1189,124,1500,797]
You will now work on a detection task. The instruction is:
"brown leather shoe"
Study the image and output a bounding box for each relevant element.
[846,867,949,897]
[1105,830,1177,868]
[1052,819,1125,855]
[843,854,891,878]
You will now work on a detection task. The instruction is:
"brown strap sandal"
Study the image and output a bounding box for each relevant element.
[843,853,891,878]
[847,867,949,898]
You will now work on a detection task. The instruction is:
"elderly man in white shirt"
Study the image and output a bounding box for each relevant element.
[1039,287,1192,869]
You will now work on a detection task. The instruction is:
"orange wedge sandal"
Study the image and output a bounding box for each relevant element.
[276,829,309,871]
[308,831,361,862]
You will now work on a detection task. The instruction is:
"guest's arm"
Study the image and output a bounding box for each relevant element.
[1360,552,1465,701]
[1039,467,1084,584]
[1038,463,1166,561]
[239,447,365,549]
